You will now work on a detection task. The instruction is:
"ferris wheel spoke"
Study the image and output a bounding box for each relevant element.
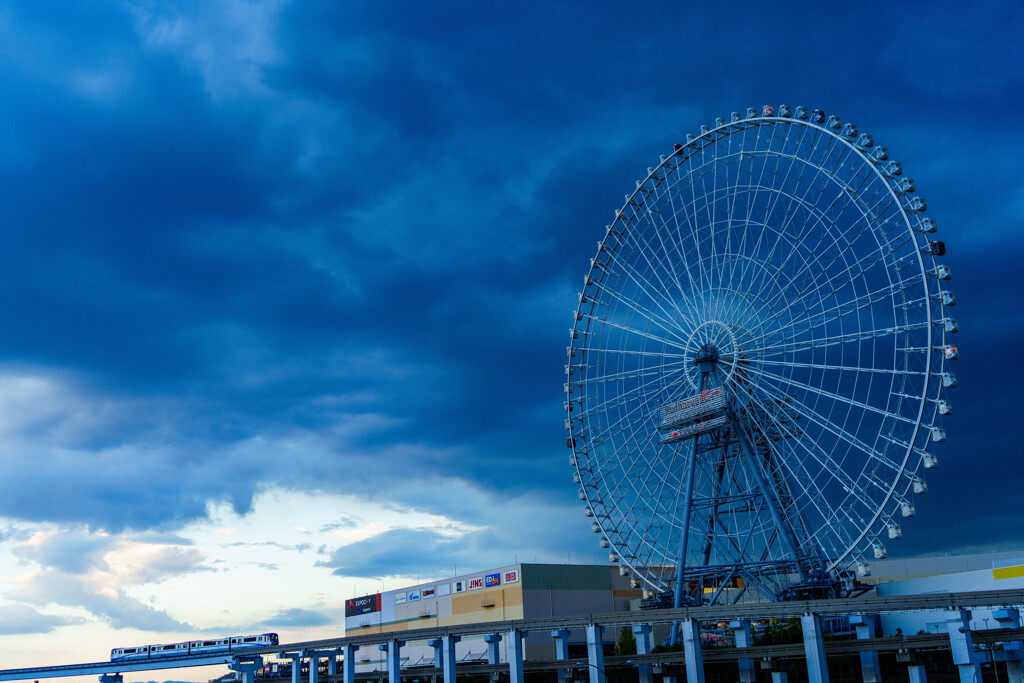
[588,282,691,346]
[750,357,926,379]
[576,347,688,361]
[742,166,901,322]
[733,383,875,550]
[579,371,685,451]
[741,374,908,491]
[741,357,916,428]
[752,320,930,358]
[579,358,688,386]
[613,218,705,333]
[744,224,919,342]
[740,134,856,309]
[580,314,685,353]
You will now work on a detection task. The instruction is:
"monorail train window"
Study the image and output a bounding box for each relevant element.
[244,637,256,642]
[124,648,136,654]
[203,641,217,646]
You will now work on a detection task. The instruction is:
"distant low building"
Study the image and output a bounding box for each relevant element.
[343,563,640,671]
[867,551,1024,636]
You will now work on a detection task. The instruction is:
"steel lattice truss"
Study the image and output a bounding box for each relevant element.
[565,105,957,603]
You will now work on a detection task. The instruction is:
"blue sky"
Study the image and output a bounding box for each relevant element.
[0,0,1022,673]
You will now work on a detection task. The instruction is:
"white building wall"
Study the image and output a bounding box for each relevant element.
[877,563,1024,636]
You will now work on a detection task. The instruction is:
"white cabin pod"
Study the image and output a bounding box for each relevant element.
[901,501,917,517]
[922,453,938,469]
[888,524,903,539]
[599,537,610,548]
[857,562,872,577]
[873,545,888,559]
[913,479,929,494]
[608,552,619,563]
[930,427,947,443]
[591,522,601,533]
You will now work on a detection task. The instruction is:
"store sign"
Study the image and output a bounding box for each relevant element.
[408,590,421,601]
[437,583,451,596]
[468,577,484,590]
[503,570,519,584]
[345,593,381,617]
[484,573,501,588]
[422,587,436,598]
[453,580,466,593]
[394,593,406,604]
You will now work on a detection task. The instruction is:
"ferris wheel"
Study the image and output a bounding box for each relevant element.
[564,105,957,604]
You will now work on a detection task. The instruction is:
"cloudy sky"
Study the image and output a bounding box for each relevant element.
[0,0,1021,676]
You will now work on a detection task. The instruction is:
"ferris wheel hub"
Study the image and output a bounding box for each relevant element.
[684,320,740,391]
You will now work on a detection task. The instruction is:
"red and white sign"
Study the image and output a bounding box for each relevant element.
[422,587,436,598]
[503,570,519,584]
[468,577,484,591]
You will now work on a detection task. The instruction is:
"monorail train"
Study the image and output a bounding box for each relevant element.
[111,633,279,661]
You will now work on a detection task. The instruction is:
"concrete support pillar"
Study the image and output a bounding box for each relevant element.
[379,639,405,683]
[286,653,303,683]
[945,609,978,683]
[586,624,605,683]
[428,639,443,670]
[306,650,339,683]
[907,665,928,683]
[680,618,705,683]
[729,619,755,683]
[484,634,502,682]
[328,652,337,677]
[800,613,830,683]
[507,629,526,683]
[994,607,1024,683]
[632,624,654,683]
[230,657,263,683]
[551,629,571,683]
[436,635,460,683]
[342,645,359,683]
[850,614,881,683]
[771,673,789,683]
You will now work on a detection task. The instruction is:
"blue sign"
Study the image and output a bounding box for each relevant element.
[485,573,501,588]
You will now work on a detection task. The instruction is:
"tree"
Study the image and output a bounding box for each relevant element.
[615,626,637,656]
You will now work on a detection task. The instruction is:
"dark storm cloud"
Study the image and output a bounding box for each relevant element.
[0,0,1018,560]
